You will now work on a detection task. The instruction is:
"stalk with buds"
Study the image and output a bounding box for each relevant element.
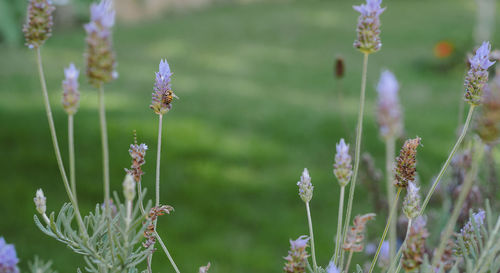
[296,168,317,271]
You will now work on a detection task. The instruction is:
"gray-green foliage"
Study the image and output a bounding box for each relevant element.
[33,189,152,272]
[29,256,57,273]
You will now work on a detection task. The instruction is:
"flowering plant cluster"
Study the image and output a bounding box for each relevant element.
[283,0,500,273]
[2,0,500,272]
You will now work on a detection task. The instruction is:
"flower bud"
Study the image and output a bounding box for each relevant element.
[122,174,136,201]
[402,182,421,219]
[333,139,353,186]
[297,168,313,203]
[464,41,495,105]
[33,189,46,215]
[62,63,80,115]
[353,0,385,54]
[199,262,211,273]
[343,213,376,252]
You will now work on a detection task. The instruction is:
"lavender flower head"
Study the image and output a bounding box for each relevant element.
[33,189,47,215]
[465,41,495,105]
[353,0,385,54]
[23,0,55,49]
[333,139,352,187]
[126,141,148,183]
[376,70,403,139]
[326,261,341,273]
[62,63,80,115]
[402,181,421,219]
[456,209,486,255]
[283,235,310,273]
[150,59,177,115]
[84,0,117,87]
[0,237,19,273]
[297,168,313,203]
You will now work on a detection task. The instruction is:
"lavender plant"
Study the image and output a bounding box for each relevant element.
[8,0,500,272]
[19,0,208,272]
[282,1,500,273]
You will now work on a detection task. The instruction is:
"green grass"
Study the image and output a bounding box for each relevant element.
[0,0,497,272]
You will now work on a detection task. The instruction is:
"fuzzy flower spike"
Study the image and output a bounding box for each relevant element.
[353,0,385,54]
[403,181,421,219]
[0,237,19,273]
[465,41,495,105]
[333,138,353,187]
[297,168,313,203]
[150,59,178,115]
[376,70,403,139]
[283,235,310,273]
[23,0,55,49]
[84,0,117,87]
[394,137,421,189]
[62,63,80,115]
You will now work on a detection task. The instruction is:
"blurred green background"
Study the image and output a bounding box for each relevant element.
[0,0,499,272]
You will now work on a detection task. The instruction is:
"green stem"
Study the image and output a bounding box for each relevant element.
[35,48,87,237]
[98,84,114,261]
[393,218,412,273]
[420,105,475,215]
[333,186,345,265]
[344,250,353,273]
[431,141,484,268]
[368,188,402,273]
[68,114,77,203]
[385,137,396,261]
[306,202,318,272]
[155,114,163,207]
[155,232,181,273]
[137,181,146,216]
[341,52,369,261]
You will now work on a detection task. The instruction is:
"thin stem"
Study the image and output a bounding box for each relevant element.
[385,137,396,261]
[35,48,87,237]
[333,186,345,265]
[125,200,132,231]
[98,84,111,212]
[368,188,402,273]
[306,202,318,272]
[393,218,413,273]
[98,84,114,261]
[341,52,369,261]
[68,114,77,202]
[431,141,484,268]
[137,181,146,216]
[155,114,163,207]
[420,105,475,215]
[155,232,181,273]
[344,250,353,273]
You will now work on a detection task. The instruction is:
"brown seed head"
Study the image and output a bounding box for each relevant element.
[394,137,421,189]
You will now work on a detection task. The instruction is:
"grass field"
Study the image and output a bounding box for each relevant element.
[0,0,497,271]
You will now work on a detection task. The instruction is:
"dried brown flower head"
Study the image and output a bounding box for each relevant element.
[125,134,148,183]
[343,213,376,252]
[394,137,421,189]
[143,205,174,249]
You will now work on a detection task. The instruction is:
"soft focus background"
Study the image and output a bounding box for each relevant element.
[0,0,499,272]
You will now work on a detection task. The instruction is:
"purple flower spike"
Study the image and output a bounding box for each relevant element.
[465,41,495,105]
[0,237,19,273]
[376,70,403,139]
[85,0,117,86]
[62,63,80,115]
[150,59,177,115]
[90,0,115,28]
[353,0,385,54]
